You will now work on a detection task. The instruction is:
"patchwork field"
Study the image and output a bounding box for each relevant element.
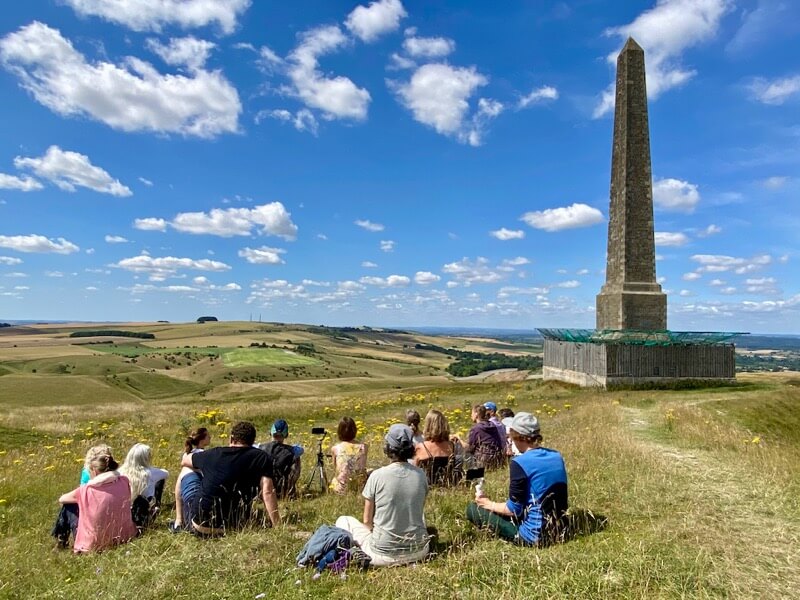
[0,322,798,599]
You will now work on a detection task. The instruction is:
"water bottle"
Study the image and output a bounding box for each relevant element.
[474,477,484,499]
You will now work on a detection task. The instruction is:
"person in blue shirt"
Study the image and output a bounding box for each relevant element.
[466,412,568,546]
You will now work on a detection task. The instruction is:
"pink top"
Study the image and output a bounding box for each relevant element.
[74,472,137,553]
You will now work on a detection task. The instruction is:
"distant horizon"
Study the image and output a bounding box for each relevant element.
[2,318,799,338]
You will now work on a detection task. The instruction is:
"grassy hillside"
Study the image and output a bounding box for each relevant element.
[0,323,798,598]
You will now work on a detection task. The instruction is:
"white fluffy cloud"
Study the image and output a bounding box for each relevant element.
[683,272,702,281]
[113,254,231,280]
[288,26,371,121]
[442,257,511,285]
[355,219,385,232]
[518,85,558,109]
[652,178,700,212]
[414,271,441,285]
[0,256,23,265]
[691,253,772,274]
[392,63,489,145]
[654,231,689,247]
[258,108,318,135]
[362,261,378,268]
[748,74,800,105]
[146,36,216,71]
[104,235,129,244]
[0,22,241,138]
[360,274,411,287]
[14,145,132,197]
[0,234,79,254]
[403,36,455,58]
[0,173,42,191]
[490,228,525,241]
[699,224,722,237]
[62,0,251,34]
[165,202,298,239]
[133,217,167,232]
[594,0,729,117]
[238,246,286,265]
[380,240,395,252]
[520,203,604,232]
[345,0,407,42]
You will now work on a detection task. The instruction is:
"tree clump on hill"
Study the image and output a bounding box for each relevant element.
[197,316,219,323]
[0,322,10,328]
[415,343,542,377]
[69,330,155,340]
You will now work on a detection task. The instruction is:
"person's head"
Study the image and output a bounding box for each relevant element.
[422,409,450,443]
[337,416,358,442]
[271,419,289,443]
[472,404,488,422]
[120,443,152,499]
[84,444,117,476]
[508,412,543,452]
[483,401,498,417]
[405,410,421,433]
[384,424,415,462]
[498,408,515,419]
[184,427,210,455]
[230,421,257,446]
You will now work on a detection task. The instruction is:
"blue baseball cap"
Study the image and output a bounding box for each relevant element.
[484,401,497,412]
[271,419,289,437]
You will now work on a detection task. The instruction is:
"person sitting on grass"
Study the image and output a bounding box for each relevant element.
[466,412,568,546]
[180,421,279,536]
[335,424,430,567]
[257,419,304,499]
[330,416,368,494]
[465,404,506,469]
[498,408,519,456]
[170,427,210,532]
[484,401,507,446]
[119,443,169,529]
[406,409,425,445]
[412,409,463,485]
[53,445,137,552]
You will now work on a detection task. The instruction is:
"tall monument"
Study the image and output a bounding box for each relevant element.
[539,38,740,388]
[596,37,666,331]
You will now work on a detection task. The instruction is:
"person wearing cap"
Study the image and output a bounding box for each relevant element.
[335,424,430,566]
[257,419,304,499]
[466,412,568,546]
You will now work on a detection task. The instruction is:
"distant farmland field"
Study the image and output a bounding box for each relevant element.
[223,348,320,368]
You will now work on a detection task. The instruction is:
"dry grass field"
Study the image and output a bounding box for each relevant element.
[1,322,798,599]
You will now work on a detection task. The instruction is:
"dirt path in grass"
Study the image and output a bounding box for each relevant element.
[621,405,800,597]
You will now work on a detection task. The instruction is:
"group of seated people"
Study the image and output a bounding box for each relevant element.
[51,401,569,568]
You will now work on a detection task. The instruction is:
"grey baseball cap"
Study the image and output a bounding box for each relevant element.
[509,412,540,437]
[385,423,415,451]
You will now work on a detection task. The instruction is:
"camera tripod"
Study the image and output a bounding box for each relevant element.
[303,431,329,496]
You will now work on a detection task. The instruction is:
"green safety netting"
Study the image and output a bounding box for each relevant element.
[537,328,746,346]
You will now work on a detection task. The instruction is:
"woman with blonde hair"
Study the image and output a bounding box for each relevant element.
[412,409,463,485]
[53,445,137,552]
[119,443,169,528]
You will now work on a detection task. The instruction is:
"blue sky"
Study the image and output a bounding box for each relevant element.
[0,0,798,333]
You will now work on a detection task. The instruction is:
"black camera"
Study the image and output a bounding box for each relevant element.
[465,467,485,481]
[311,427,326,435]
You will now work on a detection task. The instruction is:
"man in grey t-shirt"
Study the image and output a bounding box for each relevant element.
[336,424,429,566]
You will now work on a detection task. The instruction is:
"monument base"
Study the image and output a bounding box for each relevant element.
[596,288,667,331]
[542,339,736,389]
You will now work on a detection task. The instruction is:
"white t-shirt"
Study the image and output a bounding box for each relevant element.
[362,462,428,555]
[143,467,169,498]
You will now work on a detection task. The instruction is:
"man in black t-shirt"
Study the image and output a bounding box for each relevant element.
[181,421,280,535]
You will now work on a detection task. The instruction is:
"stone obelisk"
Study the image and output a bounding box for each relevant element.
[596,37,667,331]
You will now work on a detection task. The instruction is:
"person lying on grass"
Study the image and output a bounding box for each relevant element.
[170,427,211,532]
[466,412,569,546]
[180,421,280,536]
[335,424,430,567]
[53,445,137,552]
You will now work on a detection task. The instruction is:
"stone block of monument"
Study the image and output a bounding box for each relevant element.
[596,37,666,331]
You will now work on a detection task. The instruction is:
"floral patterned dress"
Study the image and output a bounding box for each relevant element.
[330,441,368,494]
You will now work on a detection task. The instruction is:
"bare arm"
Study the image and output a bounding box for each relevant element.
[362,498,375,530]
[180,454,194,469]
[475,495,513,517]
[261,476,280,528]
[59,487,79,504]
